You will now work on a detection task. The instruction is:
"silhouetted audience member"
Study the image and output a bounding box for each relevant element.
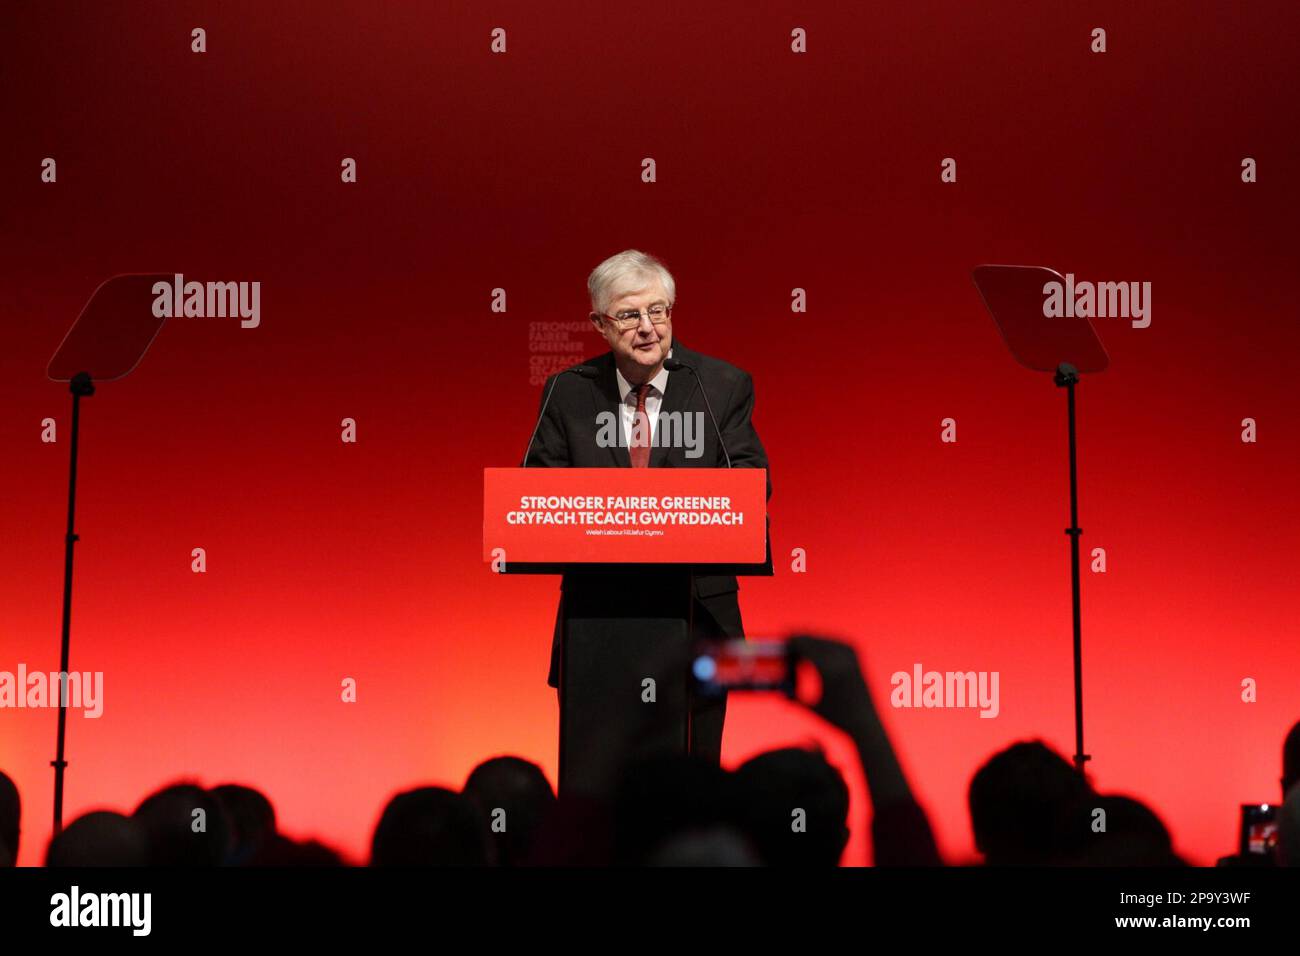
[1276,782,1300,867]
[524,795,616,866]
[1062,794,1185,866]
[646,825,762,866]
[463,756,556,867]
[1282,721,1300,801]
[249,834,344,866]
[968,741,1093,865]
[612,754,737,865]
[0,771,18,866]
[734,747,849,866]
[212,783,277,865]
[1218,719,1300,866]
[786,635,943,866]
[371,786,490,866]
[132,782,232,866]
[46,811,149,867]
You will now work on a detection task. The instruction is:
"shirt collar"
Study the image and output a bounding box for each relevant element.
[615,352,671,402]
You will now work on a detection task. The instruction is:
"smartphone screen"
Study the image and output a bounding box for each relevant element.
[691,639,794,698]
[1239,803,1279,856]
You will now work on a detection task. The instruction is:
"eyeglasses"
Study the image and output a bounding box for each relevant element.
[597,304,673,331]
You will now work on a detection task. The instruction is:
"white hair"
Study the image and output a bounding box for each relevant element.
[587,249,676,316]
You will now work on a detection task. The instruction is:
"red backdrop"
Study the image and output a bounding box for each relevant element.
[2,1,1297,866]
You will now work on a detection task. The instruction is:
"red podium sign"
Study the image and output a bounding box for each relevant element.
[483,467,767,564]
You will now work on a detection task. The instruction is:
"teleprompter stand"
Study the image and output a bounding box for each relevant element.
[973,266,1109,775]
[46,273,170,832]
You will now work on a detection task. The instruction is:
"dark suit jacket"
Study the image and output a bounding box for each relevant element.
[524,342,771,687]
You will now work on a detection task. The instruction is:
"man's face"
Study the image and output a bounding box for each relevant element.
[590,278,673,376]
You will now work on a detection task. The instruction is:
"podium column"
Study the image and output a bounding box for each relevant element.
[557,569,692,797]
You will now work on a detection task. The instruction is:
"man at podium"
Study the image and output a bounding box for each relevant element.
[524,249,771,763]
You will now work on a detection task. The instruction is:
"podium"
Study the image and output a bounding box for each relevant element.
[483,467,770,797]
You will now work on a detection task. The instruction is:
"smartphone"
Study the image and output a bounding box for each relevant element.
[691,639,795,698]
[1238,803,1279,857]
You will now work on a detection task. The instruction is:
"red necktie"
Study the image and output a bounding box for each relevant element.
[629,383,651,468]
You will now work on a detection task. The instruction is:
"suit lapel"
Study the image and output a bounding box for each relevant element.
[590,355,630,467]
[651,344,699,467]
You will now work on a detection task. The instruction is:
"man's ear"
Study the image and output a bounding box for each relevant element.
[589,311,604,334]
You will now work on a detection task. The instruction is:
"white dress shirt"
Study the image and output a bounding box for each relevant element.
[615,362,670,449]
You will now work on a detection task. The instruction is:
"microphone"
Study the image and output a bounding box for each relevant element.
[522,365,597,467]
[664,358,731,468]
